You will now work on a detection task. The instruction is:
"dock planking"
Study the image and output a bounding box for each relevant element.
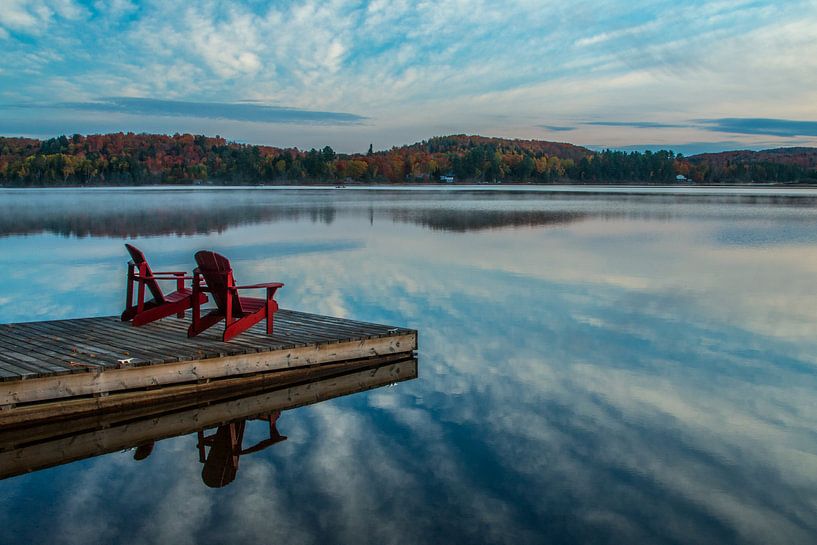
[0,309,417,407]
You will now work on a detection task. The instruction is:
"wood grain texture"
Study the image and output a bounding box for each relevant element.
[0,309,417,405]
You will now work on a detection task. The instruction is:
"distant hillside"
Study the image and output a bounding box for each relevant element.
[687,147,817,183]
[690,147,817,167]
[1,132,816,186]
[403,134,592,161]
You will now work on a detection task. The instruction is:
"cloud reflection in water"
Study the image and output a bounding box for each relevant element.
[1,189,817,544]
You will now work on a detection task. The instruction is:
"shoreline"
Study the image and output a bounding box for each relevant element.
[4,183,817,197]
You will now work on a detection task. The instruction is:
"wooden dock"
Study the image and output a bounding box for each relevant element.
[0,309,417,410]
[0,356,418,480]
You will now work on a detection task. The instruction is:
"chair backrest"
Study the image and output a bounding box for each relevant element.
[125,243,165,303]
[194,250,243,315]
[201,423,242,488]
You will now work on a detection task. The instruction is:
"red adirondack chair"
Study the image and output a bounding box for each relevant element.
[188,250,284,342]
[121,244,207,327]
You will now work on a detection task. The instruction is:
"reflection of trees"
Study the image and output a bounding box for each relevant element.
[386,195,817,232]
[3,192,817,237]
[588,193,817,207]
[387,209,586,231]
[0,200,587,236]
[0,203,339,237]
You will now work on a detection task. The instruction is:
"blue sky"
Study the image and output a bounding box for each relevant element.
[1,0,816,153]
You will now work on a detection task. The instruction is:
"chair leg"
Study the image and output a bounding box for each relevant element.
[197,431,207,463]
[223,309,265,342]
[266,297,278,335]
[177,277,185,318]
[188,310,224,337]
[132,299,189,327]
[122,266,136,321]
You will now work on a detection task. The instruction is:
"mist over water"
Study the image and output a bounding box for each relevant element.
[1,188,817,545]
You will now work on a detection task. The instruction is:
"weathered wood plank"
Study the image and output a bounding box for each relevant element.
[0,329,93,372]
[285,309,409,335]
[0,353,412,429]
[145,319,279,354]
[61,320,203,364]
[0,309,416,407]
[0,359,28,380]
[0,333,416,405]
[278,312,373,334]
[0,326,79,360]
[31,321,164,365]
[66,318,193,355]
[0,342,63,376]
[6,324,84,364]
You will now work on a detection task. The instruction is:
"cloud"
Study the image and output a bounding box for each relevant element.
[0,0,85,35]
[538,124,575,132]
[595,141,762,155]
[585,120,689,129]
[92,0,137,17]
[1,1,817,151]
[699,118,817,137]
[12,97,367,125]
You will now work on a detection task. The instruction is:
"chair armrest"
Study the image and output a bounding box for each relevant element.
[231,282,285,290]
[240,435,287,455]
[151,270,188,276]
[138,274,195,280]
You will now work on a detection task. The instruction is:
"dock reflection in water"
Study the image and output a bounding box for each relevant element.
[0,357,418,487]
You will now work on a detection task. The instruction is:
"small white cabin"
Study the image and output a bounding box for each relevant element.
[440,175,455,183]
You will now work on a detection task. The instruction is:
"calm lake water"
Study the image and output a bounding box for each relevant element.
[1,187,817,545]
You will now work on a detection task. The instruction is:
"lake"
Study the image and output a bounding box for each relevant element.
[1,187,817,545]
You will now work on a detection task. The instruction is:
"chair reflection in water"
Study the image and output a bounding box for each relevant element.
[131,411,287,488]
[197,411,288,488]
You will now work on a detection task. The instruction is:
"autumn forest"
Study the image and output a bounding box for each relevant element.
[1,132,817,186]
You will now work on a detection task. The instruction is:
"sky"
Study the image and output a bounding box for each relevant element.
[1,0,817,154]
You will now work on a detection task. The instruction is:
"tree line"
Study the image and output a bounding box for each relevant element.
[1,133,815,186]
